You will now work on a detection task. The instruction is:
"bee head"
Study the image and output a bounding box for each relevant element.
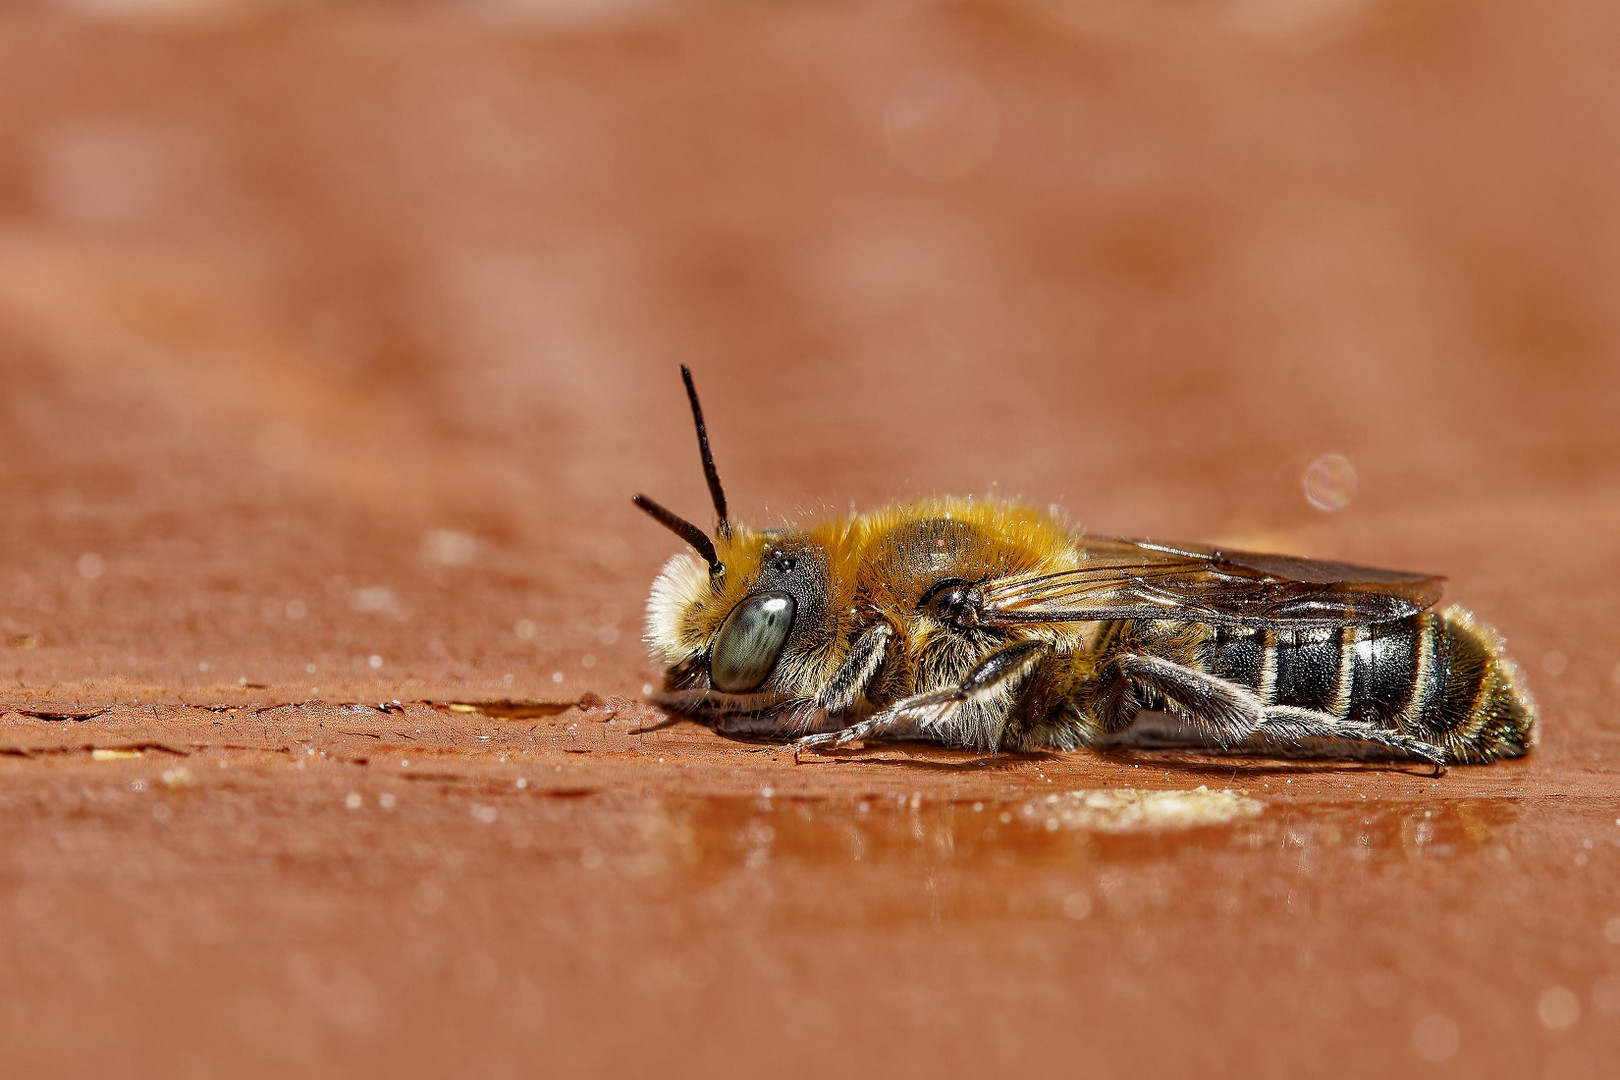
[635,368,830,696]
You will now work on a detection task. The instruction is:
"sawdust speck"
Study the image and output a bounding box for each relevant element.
[1049,787,1263,833]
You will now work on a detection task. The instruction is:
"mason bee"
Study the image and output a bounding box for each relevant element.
[634,368,1537,772]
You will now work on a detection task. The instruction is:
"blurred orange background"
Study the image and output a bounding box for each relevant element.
[2,1,1619,1076]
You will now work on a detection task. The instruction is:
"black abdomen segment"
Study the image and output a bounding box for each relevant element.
[1346,619,1422,726]
[1203,611,1536,763]
[1204,624,1350,714]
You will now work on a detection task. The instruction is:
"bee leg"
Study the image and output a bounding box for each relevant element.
[1256,706,1449,775]
[1109,654,1264,747]
[795,640,1047,754]
[813,623,894,714]
[710,704,831,739]
[663,625,896,742]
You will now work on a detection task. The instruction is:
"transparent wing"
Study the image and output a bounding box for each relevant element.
[978,536,1444,630]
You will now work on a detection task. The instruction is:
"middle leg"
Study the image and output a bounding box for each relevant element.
[795,640,1048,754]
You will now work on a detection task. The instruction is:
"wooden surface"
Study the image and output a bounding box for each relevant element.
[1,1,1618,1076]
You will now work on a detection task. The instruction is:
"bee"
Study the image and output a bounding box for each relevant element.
[633,368,1537,773]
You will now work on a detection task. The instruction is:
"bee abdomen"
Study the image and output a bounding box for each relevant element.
[1206,610,1537,762]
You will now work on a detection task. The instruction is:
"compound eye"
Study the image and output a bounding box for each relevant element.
[710,591,796,693]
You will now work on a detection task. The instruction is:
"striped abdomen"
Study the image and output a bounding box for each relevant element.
[1202,607,1537,763]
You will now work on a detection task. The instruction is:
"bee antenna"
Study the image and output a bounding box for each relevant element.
[632,494,723,575]
[680,365,731,539]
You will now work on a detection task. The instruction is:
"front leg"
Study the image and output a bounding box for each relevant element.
[662,623,894,740]
[796,639,1047,754]
[815,621,893,714]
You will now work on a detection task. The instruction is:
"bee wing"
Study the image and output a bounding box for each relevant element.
[978,536,1445,629]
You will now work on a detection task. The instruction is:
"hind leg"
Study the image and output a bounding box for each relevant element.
[1085,653,1265,746]
[1256,706,1448,775]
[1089,652,1447,772]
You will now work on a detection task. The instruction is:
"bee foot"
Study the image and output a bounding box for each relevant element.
[792,729,865,759]
[791,733,838,758]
